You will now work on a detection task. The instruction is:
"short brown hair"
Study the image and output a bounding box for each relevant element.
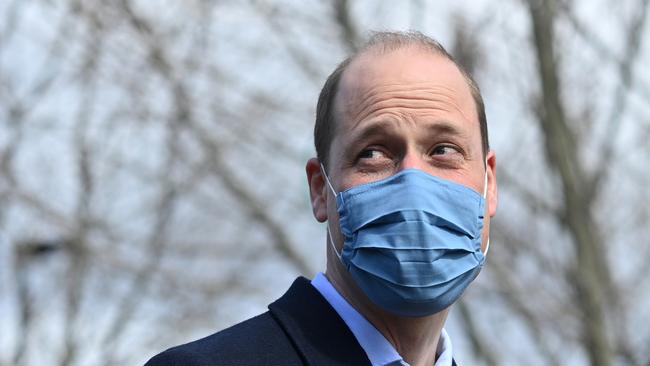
[314,31,489,171]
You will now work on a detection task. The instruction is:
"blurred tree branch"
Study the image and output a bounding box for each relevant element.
[527,0,612,364]
[558,0,650,105]
[456,300,499,366]
[587,0,649,201]
[96,4,314,362]
[1,1,648,365]
[60,2,105,364]
[333,0,359,52]
[253,1,322,84]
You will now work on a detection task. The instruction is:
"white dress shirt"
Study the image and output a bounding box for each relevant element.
[311,272,453,366]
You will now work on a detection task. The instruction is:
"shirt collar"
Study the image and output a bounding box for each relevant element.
[311,272,453,366]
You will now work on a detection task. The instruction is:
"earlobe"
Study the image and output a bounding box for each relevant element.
[306,158,329,222]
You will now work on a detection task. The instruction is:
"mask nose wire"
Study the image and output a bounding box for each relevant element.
[321,162,490,257]
[320,163,342,260]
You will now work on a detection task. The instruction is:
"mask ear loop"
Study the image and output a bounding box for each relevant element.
[320,163,337,196]
[320,163,342,260]
[482,161,490,256]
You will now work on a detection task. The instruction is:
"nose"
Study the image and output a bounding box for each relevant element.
[398,151,426,172]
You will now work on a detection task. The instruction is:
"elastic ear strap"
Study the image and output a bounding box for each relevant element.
[483,160,490,256]
[320,163,337,196]
[321,163,341,259]
[327,223,342,260]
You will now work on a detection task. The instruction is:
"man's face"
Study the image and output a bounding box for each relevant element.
[308,46,497,256]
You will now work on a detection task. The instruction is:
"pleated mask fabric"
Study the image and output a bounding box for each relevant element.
[324,168,487,317]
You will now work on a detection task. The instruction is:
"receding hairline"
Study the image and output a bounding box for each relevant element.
[314,31,489,171]
[334,43,477,119]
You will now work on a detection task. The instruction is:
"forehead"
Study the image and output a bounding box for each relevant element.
[334,46,478,128]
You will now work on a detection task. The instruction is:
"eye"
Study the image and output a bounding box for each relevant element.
[358,148,387,160]
[431,145,460,156]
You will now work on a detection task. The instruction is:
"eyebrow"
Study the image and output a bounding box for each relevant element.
[423,120,468,137]
[340,118,469,158]
[349,118,467,142]
[349,119,397,141]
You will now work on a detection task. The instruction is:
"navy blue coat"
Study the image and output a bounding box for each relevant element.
[145,277,457,365]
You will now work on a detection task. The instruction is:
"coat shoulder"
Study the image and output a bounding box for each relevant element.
[144,312,302,366]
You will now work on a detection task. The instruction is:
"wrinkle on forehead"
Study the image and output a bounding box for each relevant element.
[335,48,478,131]
[341,84,476,129]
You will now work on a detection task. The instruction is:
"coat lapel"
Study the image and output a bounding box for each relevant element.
[269,277,459,366]
[268,277,371,365]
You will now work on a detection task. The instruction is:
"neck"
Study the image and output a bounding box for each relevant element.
[326,251,448,366]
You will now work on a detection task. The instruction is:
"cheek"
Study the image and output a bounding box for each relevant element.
[339,170,393,192]
[326,190,341,225]
[327,193,337,216]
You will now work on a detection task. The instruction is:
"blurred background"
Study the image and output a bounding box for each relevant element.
[1,0,649,365]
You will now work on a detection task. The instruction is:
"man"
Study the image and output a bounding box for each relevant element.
[146,31,497,366]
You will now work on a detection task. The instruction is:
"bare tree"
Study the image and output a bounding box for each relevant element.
[1,1,649,366]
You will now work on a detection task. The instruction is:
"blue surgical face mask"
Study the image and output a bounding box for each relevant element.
[322,165,489,317]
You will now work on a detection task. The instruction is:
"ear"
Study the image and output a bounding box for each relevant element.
[486,150,498,217]
[306,158,328,222]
